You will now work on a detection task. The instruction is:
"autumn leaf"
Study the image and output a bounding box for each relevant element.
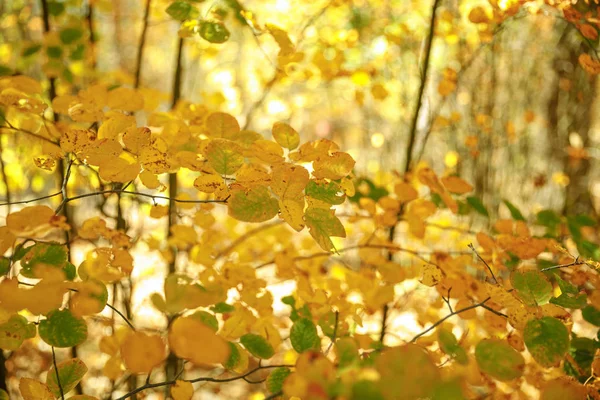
[228,186,279,223]
[168,316,230,365]
[304,207,346,251]
[121,331,166,374]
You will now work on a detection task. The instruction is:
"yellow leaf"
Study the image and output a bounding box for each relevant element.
[420,264,443,287]
[250,139,285,164]
[0,227,15,255]
[98,114,136,139]
[150,205,169,219]
[171,380,194,400]
[205,112,240,139]
[122,126,151,155]
[99,158,140,183]
[7,205,55,237]
[266,24,295,56]
[194,174,226,194]
[107,87,143,111]
[272,122,300,150]
[169,316,230,365]
[312,152,355,180]
[19,378,54,400]
[139,170,163,190]
[468,6,490,24]
[121,331,166,374]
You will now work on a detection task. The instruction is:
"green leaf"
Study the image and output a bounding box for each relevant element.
[211,302,235,313]
[228,186,278,223]
[335,337,359,368]
[0,65,11,77]
[582,305,600,326]
[475,338,525,381]
[437,327,468,365]
[48,2,65,16]
[190,311,218,332]
[290,318,320,353]
[348,178,388,203]
[304,207,346,252]
[0,314,36,350]
[70,44,86,61]
[466,196,489,217]
[550,274,587,309]
[22,44,42,57]
[0,389,8,400]
[351,380,384,400]
[503,199,525,221]
[524,316,570,367]
[432,379,466,400]
[306,180,345,205]
[47,46,63,59]
[166,1,194,20]
[240,333,274,359]
[282,296,295,306]
[204,138,244,175]
[39,309,87,348]
[46,358,87,398]
[537,209,561,228]
[59,28,83,44]
[510,269,552,306]
[199,20,231,44]
[223,341,241,370]
[266,367,291,393]
[0,257,10,275]
[19,243,74,280]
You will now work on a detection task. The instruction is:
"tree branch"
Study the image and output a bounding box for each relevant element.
[403,0,441,172]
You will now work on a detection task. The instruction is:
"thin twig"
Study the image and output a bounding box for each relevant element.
[325,310,339,355]
[410,297,505,342]
[255,243,463,269]
[0,189,227,208]
[468,243,498,284]
[215,220,284,259]
[115,364,293,400]
[540,256,585,272]
[51,347,65,400]
[264,391,283,400]
[106,303,136,331]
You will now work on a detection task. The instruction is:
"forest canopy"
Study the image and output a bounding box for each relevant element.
[1,0,600,399]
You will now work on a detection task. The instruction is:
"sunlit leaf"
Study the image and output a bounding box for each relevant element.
[204,138,244,175]
[228,186,278,223]
[272,122,300,150]
[304,207,345,251]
